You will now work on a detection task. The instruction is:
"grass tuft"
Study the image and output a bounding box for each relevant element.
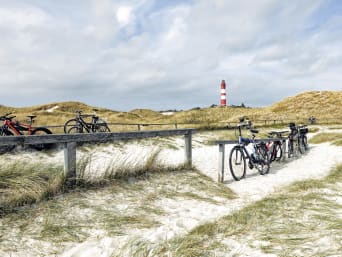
[309,132,342,144]
[0,162,64,216]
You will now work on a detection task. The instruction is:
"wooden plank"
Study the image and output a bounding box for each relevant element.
[0,129,196,146]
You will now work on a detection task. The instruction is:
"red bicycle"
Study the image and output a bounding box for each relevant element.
[0,113,53,153]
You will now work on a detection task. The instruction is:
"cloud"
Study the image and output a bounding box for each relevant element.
[0,0,341,110]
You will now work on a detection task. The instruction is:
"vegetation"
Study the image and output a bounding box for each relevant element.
[309,132,342,144]
[146,165,342,257]
[0,162,64,216]
[1,91,341,133]
[0,169,235,256]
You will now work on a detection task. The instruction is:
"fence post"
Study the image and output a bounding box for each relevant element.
[184,131,192,168]
[137,124,141,131]
[218,143,225,183]
[64,142,77,186]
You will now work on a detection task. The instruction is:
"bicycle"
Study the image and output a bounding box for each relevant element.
[228,124,270,181]
[0,113,54,153]
[64,110,110,134]
[287,123,307,157]
[298,125,309,152]
[266,130,288,162]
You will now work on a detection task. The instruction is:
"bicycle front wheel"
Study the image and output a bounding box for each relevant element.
[64,119,82,133]
[229,146,246,181]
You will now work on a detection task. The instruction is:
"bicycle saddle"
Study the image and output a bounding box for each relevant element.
[27,115,37,119]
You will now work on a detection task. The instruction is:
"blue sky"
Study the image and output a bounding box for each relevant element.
[0,0,341,111]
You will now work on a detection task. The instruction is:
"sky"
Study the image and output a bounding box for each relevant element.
[0,0,341,111]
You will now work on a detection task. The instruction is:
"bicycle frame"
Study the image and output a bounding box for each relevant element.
[237,135,260,167]
[74,112,99,133]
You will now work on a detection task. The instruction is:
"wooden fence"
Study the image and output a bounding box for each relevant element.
[39,117,342,134]
[0,129,195,186]
[214,137,287,183]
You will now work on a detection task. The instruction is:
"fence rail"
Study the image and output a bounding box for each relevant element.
[0,129,195,186]
[33,117,342,133]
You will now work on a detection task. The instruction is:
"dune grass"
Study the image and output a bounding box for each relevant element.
[0,169,235,256]
[308,132,342,144]
[0,162,64,216]
[145,165,342,257]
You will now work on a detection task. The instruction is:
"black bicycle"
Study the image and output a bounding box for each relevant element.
[266,130,288,162]
[288,123,307,157]
[229,124,270,181]
[298,125,309,152]
[64,110,110,134]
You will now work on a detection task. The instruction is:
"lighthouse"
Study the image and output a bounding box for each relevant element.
[220,80,227,107]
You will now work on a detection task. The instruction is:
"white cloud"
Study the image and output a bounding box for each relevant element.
[0,0,340,110]
[116,6,133,26]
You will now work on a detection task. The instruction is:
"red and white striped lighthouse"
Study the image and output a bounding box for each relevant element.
[220,80,227,107]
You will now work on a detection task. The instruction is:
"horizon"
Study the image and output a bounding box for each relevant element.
[2,89,340,113]
[0,0,341,111]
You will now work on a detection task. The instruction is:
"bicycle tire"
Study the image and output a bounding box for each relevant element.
[288,139,294,158]
[64,119,82,134]
[298,136,306,154]
[303,135,308,150]
[93,119,111,132]
[273,142,283,161]
[229,146,246,181]
[67,126,82,134]
[30,127,54,151]
[0,128,15,154]
[255,144,270,175]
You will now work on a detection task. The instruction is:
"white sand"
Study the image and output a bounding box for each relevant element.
[60,132,342,257]
[1,128,342,257]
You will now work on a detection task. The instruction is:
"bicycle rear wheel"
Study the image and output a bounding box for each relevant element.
[67,126,82,134]
[255,144,270,175]
[229,146,246,181]
[0,128,15,154]
[94,119,110,132]
[30,127,54,151]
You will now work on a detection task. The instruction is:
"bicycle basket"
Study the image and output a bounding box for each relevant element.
[299,127,308,134]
